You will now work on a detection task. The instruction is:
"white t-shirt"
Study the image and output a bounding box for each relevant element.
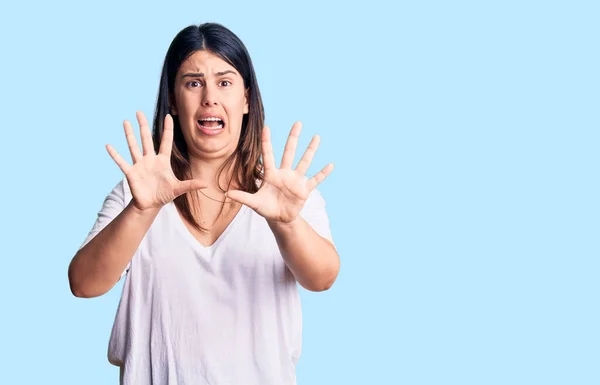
[80,178,334,385]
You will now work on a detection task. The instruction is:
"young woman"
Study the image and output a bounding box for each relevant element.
[68,22,340,385]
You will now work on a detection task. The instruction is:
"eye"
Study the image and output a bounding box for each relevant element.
[219,80,232,87]
[186,80,202,88]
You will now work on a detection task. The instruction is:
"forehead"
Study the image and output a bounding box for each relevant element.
[178,50,237,74]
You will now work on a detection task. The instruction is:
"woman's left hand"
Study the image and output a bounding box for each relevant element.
[226,122,333,224]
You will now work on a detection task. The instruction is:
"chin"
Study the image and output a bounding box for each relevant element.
[191,139,237,159]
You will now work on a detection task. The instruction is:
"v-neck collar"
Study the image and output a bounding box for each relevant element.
[170,202,249,252]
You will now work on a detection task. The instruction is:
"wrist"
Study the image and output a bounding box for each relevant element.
[267,216,302,233]
[127,201,161,219]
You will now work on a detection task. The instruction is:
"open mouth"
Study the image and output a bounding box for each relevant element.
[197,117,224,130]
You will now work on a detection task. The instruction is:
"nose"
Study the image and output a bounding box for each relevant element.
[201,84,218,107]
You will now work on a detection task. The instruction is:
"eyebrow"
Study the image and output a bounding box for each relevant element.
[181,70,238,79]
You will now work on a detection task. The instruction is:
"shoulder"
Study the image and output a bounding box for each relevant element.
[300,188,328,217]
[104,177,133,207]
[121,177,133,201]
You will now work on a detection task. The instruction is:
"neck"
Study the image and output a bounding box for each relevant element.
[188,154,238,193]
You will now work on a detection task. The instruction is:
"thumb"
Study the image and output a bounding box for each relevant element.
[174,179,208,197]
[226,190,258,210]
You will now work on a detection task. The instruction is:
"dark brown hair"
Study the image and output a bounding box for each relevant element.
[152,23,265,232]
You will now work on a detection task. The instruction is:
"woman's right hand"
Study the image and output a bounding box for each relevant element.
[106,111,206,211]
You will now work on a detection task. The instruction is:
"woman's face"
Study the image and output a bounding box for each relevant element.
[171,50,248,161]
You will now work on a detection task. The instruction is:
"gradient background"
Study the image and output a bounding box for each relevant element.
[1,0,598,384]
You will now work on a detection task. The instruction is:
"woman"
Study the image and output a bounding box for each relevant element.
[68,22,340,385]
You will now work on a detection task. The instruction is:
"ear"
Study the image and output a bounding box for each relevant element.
[169,93,178,116]
[243,89,249,114]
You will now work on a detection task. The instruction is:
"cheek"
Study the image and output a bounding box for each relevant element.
[173,89,197,116]
[236,95,248,116]
[180,97,200,117]
[174,96,199,137]
[232,99,248,130]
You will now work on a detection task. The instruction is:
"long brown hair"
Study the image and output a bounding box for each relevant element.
[151,23,265,232]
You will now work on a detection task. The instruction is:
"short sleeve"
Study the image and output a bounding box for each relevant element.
[79,178,133,279]
[299,188,335,247]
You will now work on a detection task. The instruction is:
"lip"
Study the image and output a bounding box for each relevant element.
[196,120,225,136]
[197,113,225,121]
[196,113,226,136]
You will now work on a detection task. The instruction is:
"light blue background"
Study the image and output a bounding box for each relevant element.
[0,0,598,384]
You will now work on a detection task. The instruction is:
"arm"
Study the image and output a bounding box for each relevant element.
[268,216,340,292]
[226,122,340,291]
[68,201,159,298]
[68,112,205,298]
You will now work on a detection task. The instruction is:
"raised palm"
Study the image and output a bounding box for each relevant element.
[227,122,334,223]
[106,111,206,211]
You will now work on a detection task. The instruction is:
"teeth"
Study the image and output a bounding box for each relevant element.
[201,124,223,129]
[198,117,224,131]
[198,122,224,130]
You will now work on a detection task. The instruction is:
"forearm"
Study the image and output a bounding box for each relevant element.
[268,217,340,292]
[68,202,160,298]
